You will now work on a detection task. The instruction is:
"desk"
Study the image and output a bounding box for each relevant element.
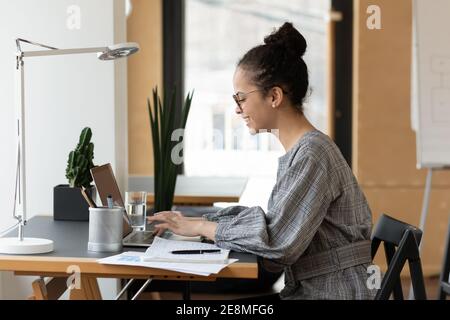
[0,216,257,300]
[129,176,248,206]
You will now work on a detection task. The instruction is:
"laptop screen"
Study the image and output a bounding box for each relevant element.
[90,164,125,207]
[91,164,133,236]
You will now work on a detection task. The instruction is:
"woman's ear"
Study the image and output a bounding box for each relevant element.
[270,87,284,108]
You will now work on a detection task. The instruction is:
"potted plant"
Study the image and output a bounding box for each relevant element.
[53,127,97,221]
[147,87,194,213]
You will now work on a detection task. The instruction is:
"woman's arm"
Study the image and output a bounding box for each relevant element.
[212,156,334,266]
[197,220,218,241]
[202,206,250,223]
[147,156,332,266]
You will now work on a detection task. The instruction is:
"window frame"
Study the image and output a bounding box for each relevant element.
[164,0,354,168]
[163,0,185,173]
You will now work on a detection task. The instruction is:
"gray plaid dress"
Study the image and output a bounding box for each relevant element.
[204,130,376,300]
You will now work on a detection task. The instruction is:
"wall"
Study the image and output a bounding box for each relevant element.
[353,0,450,274]
[0,0,128,299]
[127,0,163,175]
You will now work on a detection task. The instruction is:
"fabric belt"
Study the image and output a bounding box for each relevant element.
[289,240,372,281]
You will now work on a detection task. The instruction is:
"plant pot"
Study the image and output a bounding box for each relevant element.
[53,184,96,221]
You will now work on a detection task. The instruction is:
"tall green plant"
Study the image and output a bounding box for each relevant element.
[65,127,95,188]
[147,87,194,212]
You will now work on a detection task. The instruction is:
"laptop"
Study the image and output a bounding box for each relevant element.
[90,164,161,247]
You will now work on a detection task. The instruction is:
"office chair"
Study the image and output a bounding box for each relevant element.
[438,218,450,300]
[371,214,427,300]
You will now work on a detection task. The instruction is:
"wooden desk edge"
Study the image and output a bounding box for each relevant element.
[0,256,257,280]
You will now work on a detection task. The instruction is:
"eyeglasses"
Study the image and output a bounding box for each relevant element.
[232,87,290,112]
[232,89,264,111]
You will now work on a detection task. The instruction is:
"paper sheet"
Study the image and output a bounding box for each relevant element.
[142,237,229,263]
[97,251,238,276]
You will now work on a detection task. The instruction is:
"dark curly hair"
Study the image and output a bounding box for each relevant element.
[237,22,309,112]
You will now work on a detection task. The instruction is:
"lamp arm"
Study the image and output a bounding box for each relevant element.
[22,47,109,58]
[16,38,108,58]
[16,38,58,52]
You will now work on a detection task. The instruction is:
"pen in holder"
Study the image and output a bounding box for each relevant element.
[107,194,114,209]
[88,206,124,252]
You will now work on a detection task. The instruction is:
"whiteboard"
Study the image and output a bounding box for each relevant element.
[413,0,450,169]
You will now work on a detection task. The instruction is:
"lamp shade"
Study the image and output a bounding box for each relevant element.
[97,42,140,60]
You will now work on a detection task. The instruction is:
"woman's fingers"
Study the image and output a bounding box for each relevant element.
[154,229,164,237]
[148,211,185,236]
[150,211,172,220]
[154,211,172,217]
[153,222,170,237]
[155,228,166,237]
[172,211,183,217]
[148,215,170,223]
[148,211,183,223]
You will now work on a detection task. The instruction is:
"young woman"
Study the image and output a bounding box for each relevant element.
[148,22,376,300]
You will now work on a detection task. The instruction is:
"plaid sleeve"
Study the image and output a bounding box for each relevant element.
[202,205,249,224]
[213,156,333,266]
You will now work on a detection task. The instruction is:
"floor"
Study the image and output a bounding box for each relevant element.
[400,275,441,300]
[139,275,446,300]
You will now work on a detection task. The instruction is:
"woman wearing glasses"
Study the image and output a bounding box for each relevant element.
[149,22,375,300]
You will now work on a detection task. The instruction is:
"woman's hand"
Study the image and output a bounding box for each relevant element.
[147,211,217,240]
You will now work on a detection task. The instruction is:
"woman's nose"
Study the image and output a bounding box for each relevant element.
[235,104,242,114]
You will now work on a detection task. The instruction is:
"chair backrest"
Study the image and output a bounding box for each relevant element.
[438,218,450,300]
[371,214,427,300]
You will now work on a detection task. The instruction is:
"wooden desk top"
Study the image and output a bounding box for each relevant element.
[0,216,257,280]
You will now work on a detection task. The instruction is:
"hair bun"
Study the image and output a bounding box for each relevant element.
[264,22,307,58]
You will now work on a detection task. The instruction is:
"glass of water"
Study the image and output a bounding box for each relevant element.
[125,191,148,231]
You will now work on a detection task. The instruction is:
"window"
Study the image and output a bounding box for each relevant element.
[184,0,332,179]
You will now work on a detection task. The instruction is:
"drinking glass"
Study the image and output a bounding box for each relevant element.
[125,191,148,231]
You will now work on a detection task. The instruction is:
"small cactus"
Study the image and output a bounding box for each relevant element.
[65,127,95,188]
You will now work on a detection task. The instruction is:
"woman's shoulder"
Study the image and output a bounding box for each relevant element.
[288,130,345,168]
[300,130,335,154]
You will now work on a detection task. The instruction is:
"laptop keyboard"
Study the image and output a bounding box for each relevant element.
[124,231,155,245]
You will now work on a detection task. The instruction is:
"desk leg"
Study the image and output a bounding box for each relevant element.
[31,278,47,300]
[69,276,102,300]
[31,277,68,300]
[87,277,102,300]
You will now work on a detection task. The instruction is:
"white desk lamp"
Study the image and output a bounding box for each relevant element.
[0,38,139,254]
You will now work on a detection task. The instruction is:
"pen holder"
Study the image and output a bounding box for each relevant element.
[88,207,123,252]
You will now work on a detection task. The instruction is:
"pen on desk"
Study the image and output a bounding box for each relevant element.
[171,249,221,254]
[107,194,114,209]
[81,187,97,208]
